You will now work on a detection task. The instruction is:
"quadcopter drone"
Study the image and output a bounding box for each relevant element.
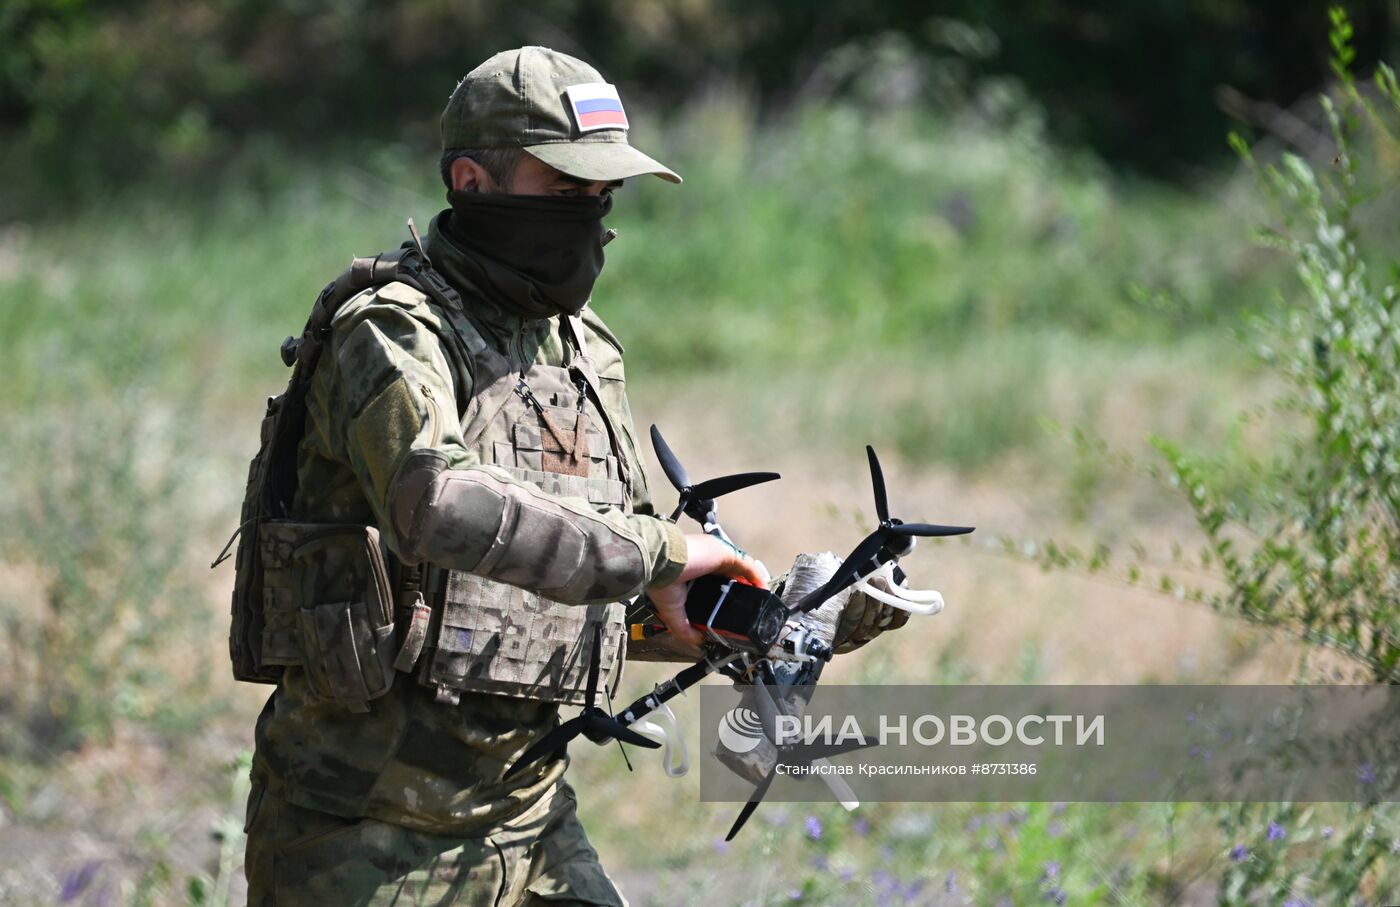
[506,426,974,839]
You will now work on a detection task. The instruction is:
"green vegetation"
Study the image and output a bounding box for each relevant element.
[1161,19,1400,682]
[2,7,1399,906]
[4,0,1394,200]
[1011,12,1400,904]
[0,61,1328,907]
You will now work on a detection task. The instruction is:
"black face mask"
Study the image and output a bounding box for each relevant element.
[441,190,612,319]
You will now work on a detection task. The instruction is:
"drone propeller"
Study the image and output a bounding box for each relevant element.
[794,446,973,614]
[504,623,659,780]
[725,767,777,841]
[650,425,779,527]
[725,731,877,840]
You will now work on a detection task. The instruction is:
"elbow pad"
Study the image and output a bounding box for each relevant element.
[388,449,650,604]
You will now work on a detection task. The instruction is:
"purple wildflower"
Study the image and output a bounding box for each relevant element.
[804,815,823,840]
[1047,820,1065,838]
[1358,763,1377,785]
[712,838,729,854]
[1186,710,1197,724]
[852,818,870,837]
[1043,861,1060,881]
[1268,822,1286,842]
[1282,899,1312,907]
[787,888,803,901]
[1229,844,1249,862]
[810,854,829,872]
[1044,887,1067,905]
[1321,826,1334,840]
[838,868,855,883]
[879,845,895,863]
[60,862,100,903]
[945,871,957,893]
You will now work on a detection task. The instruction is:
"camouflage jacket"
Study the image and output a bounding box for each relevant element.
[250,213,686,834]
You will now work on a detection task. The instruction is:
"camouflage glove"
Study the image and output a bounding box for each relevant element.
[832,563,911,654]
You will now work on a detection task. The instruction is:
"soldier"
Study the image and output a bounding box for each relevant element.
[239,46,906,905]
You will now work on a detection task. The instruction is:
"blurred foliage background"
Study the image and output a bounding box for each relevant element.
[3,2,1400,906]
[2,0,1397,212]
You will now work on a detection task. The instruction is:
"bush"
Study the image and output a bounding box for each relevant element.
[1019,10,1400,903]
[1154,8,1400,683]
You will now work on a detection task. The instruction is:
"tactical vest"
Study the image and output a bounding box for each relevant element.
[412,310,629,707]
[222,238,630,712]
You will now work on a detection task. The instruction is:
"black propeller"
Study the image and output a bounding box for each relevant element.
[794,446,973,614]
[724,680,878,840]
[650,425,779,527]
[504,623,659,780]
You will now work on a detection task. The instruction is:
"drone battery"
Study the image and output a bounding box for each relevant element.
[684,574,787,651]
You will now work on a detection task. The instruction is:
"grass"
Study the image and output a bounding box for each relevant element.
[5,93,1394,904]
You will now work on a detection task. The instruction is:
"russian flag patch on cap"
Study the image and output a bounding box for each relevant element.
[564,82,629,133]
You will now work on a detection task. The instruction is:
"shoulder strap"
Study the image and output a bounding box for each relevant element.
[279,245,460,371]
[559,311,633,491]
[457,347,518,450]
[563,314,589,360]
[264,233,464,518]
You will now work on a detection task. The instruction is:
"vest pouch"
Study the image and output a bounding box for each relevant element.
[264,522,397,712]
[297,599,395,713]
[227,395,287,683]
[420,570,625,706]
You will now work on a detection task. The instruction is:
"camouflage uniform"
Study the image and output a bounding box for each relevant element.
[244,778,622,906]
[241,45,909,905]
[244,48,685,906]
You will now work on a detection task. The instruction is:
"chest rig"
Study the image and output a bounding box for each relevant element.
[224,235,636,711]
[410,314,633,707]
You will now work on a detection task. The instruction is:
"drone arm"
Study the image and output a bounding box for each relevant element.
[612,651,742,728]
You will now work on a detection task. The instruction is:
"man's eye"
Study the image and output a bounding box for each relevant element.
[555,186,580,197]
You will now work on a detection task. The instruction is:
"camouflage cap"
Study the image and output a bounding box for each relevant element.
[442,46,681,185]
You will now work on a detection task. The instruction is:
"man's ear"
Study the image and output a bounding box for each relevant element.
[451,157,497,193]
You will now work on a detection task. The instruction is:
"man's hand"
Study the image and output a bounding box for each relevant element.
[648,534,770,650]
